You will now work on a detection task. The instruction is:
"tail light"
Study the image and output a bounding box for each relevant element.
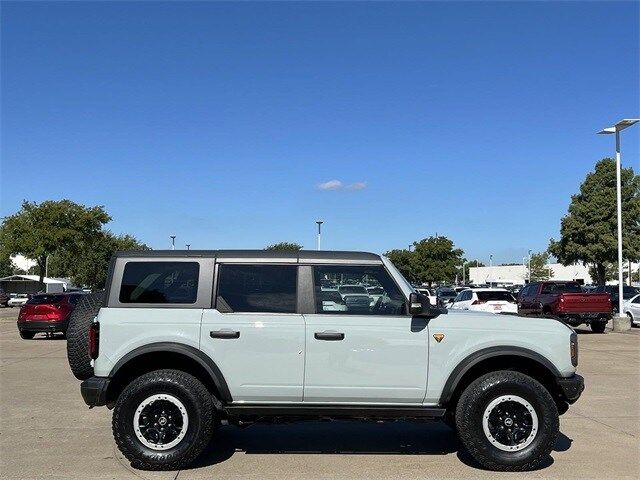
[89,321,100,360]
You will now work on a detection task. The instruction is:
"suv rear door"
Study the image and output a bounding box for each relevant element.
[302,264,429,404]
[200,262,305,403]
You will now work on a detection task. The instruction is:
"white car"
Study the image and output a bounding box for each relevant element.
[623,294,640,327]
[415,287,437,306]
[7,294,30,307]
[450,288,518,314]
[318,289,347,312]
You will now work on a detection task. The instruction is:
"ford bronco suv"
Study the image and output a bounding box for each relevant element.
[66,250,583,472]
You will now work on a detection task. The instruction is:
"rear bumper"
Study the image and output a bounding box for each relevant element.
[17,320,68,333]
[557,374,585,404]
[557,313,611,323]
[80,376,110,407]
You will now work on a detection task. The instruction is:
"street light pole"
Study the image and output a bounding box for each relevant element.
[186,244,190,251]
[170,235,176,250]
[316,220,323,251]
[489,254,493,288]
[528,249,532,283]
[598,119,639,321]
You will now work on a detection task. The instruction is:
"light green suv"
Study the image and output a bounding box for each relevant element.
[67,250,584,472]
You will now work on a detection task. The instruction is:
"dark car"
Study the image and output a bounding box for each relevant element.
[17,293,84,339]
[0,288,8,307]
[435,287,457,306]
[593,285,640,312]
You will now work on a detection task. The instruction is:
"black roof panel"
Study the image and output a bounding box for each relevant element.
[113,250,382,263]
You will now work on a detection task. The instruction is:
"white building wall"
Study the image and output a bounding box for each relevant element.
[469,263,593,286]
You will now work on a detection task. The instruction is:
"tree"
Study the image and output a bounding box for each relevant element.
[549,158,640,285]
[0,254,25,278]
[459,259,485,284]
[264,242,303,251]
[384,248,416,283]
[528,251,553,282]
[0,200,111,284]
[412,236,464,286]
[50,232,150,289]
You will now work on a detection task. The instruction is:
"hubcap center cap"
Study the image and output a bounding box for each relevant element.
[158,417,167,426]
[504,417,513,427]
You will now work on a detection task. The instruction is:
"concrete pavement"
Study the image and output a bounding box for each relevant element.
[1,307,638,479]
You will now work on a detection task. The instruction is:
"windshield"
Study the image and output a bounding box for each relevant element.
[477,291,516,302]
[438,289,456,297]
[26,294,64,305]
[339,286,368,295]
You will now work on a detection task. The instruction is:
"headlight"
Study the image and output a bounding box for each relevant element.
[570,332,578,367]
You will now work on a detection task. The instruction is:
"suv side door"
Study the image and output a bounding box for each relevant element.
[200,263,305,403]
[302,263,429,404]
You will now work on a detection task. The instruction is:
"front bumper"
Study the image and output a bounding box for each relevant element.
[557,374,585,404]
[80,376,110,407]
[17,320,69,333]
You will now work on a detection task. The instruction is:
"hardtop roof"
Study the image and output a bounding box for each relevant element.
[112,250,382,263]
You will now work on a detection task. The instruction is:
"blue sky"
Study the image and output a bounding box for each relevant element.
[1,1,638,264]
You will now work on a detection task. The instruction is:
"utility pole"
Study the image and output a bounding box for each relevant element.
[316,220,323,251]
[170,235,176,250]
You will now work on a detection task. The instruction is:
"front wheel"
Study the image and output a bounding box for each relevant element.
[590,321,607,333]
[112,369,215,470]
[455,370,558,471]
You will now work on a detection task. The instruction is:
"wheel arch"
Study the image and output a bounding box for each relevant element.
[439,346,563,411]
[106,342,232,407]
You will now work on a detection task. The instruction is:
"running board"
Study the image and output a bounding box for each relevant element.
[224,404,446,419]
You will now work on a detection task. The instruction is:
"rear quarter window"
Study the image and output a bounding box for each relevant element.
[119,262,200,304]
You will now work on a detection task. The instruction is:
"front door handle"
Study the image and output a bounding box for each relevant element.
[210,330,240,339]
[314,331,345,341]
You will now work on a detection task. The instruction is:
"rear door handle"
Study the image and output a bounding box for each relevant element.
[210,330,240,339]
[314,331,345,341]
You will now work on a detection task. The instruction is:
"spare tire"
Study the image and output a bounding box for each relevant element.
[67,291,104,380]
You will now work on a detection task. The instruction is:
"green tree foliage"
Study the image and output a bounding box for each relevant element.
[0,200,110,284]
[0,254,26,278]
[385,249,416,283]
[264,242,303,251]
[528,251,553,282]
[549,158,640,285]
[385,236,464,286]
[459,259,485,284]
[0,200,148,289]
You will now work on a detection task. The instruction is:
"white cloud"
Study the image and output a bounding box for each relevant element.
[318,179,343,190]
[346,181,367,191]
[317,180,368,191]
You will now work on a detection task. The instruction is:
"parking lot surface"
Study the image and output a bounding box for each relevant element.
[1,307,638,480]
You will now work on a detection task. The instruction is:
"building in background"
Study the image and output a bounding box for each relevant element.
[0,275,74,294]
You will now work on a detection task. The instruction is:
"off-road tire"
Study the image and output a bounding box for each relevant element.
[66,291,104,380]
[455,370,559,472]
[112,369,214,471]
[590,321,607,334]
[19,331,35,340]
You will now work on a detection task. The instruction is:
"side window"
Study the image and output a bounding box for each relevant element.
[119,262,199,304]
[633,296,640,304]
[463,290,473,301]
[540,283,554,294]
[453,292,463,303]
[313,265,405,315]
[216,264,297,313]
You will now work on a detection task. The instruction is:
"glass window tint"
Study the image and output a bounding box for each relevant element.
[477,291,516,302]
[314,265,405,315]
[119,262,199,304]
[26,294,64,305]
[216,264,297,313]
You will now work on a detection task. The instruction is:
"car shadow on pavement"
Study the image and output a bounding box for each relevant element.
[188,421,572,471]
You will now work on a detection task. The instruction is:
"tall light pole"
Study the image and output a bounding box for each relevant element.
[528,249,532,283]
[598,118,639,320]
[170,235,176,250]
[489,254,493,288]
[316,220,323,251]
[186,244,190,251]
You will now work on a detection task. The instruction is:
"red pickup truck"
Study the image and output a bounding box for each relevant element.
[518,281,612,333]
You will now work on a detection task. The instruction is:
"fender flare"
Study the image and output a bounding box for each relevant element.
[109,342,232,403]
[439,346,561,405]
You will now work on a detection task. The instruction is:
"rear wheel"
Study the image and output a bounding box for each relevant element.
[627,313,637,328]
[19,331,35,340]
[590,321,607,333]
[455,370,558,471]
[112,369,215,471]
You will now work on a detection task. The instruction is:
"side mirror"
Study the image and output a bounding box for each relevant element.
[409,292,424,315]
[409,292,447,317]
